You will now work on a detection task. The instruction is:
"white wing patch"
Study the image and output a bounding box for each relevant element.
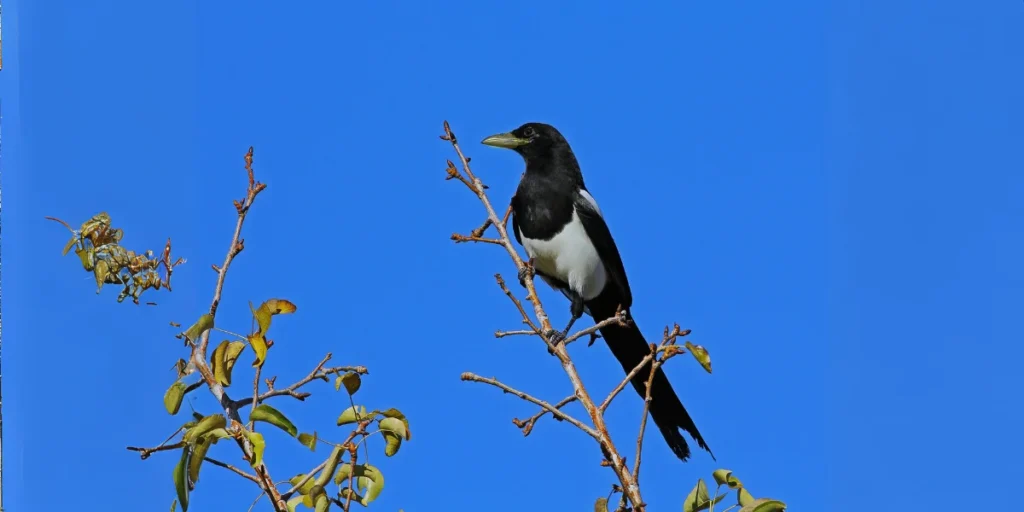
[519,208,608,301]
[578,188,603,217]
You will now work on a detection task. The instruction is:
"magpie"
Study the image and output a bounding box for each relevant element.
[481,122,713,462]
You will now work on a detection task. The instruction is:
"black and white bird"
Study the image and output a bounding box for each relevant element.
[481,122,713,462]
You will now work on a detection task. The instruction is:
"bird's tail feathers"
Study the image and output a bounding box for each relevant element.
[594,306,714,462]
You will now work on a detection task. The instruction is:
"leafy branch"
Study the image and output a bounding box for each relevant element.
[119,147,410,512]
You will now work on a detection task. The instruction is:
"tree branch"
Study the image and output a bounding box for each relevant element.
[512,395,577,436]
[205,456,261,484]
[461,373,597,438]
[232,354,368,409]
[443,121,648,509]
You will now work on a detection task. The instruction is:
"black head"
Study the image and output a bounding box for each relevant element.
[480,122,574,165]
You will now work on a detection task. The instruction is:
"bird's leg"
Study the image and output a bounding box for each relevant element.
[545,292,586,354]
[518,258,535,288]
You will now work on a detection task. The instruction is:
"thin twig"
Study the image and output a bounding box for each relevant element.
[205,456,261,484]
[563,309,628,347]
[493,274,543,340]
[494,329,536,338]
[461,373,597,438]
[512,395,577,436]
[126,441,185,459]
[233,356,366,409]
[599,352,656,414]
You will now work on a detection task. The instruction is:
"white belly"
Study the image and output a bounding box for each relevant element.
[520,210,608,301]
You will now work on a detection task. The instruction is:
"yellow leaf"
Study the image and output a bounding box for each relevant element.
[684,341,713,374]
[247,334,268,368]
[164,381,187,415]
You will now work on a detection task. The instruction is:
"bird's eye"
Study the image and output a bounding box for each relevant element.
[523,126,535,137]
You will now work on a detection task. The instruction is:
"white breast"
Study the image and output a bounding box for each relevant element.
[519,209,608,301]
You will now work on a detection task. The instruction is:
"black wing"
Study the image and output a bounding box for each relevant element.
[573,190,633,309]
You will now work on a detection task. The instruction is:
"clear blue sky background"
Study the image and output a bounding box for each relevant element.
[1,1,1022,511]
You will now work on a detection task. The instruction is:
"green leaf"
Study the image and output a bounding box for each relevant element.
[183,314,214,344]
[684,341,713,374]
[340,372,361,395]
[333,464,384,506]
[183,415,227,444]
[250,404,298,437]
[313,494,329,512]
[382,430,402,457]
[379,408,412,440]
[206,428,232,441]
[244,430,266,468]
[682,478,726,512]
[712,469,743,489]
[173,446,190,512]
[211,340,247,387]
[164,381,187,415]
[298,432,318,451]
[338,488,364,504]
[594,496,609,512]
[737,488,756,507]
[170,498,177,512]
[289,474,317,496]
[379,417,409,440]
[286,495,305,512]
[738,499,786,512]
[358,464,385,506]
[188,435,213,484]
[317,446,345,487]
[337,405,367,426]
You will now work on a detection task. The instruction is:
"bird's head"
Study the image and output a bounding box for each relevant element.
[480,122,570,164]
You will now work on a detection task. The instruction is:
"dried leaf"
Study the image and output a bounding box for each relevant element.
[337,405,367,427]
[183,314,215,344]
[184,415,227,444]
[594,496,609,512]
[684,341,713,374]
[250,404,298,437]
[739,499,786,512]
[173,446,190,511]
[244,430,266,468]
[298,432,317,451]
[164,381,187,415]
[340,372,361,395]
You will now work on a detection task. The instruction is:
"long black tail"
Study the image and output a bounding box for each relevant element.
[591,303,713,462]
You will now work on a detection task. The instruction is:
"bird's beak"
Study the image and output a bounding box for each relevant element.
[481,132,529,149]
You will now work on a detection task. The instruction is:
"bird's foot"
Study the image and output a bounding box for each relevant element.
[517,259,535,288]
[587,332,602,347]
[543,328,568,355]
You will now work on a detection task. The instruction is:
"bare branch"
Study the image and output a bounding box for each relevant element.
[512,395,577,436]
[461,373,597,439]
[126,441,185,460]
[563,308,628,347]
[232,354,368,409]
[599,352,656,414]
[205,456,261,484]
[494,329,536,339]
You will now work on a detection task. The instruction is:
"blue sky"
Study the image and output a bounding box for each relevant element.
[1,1,1021,511]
